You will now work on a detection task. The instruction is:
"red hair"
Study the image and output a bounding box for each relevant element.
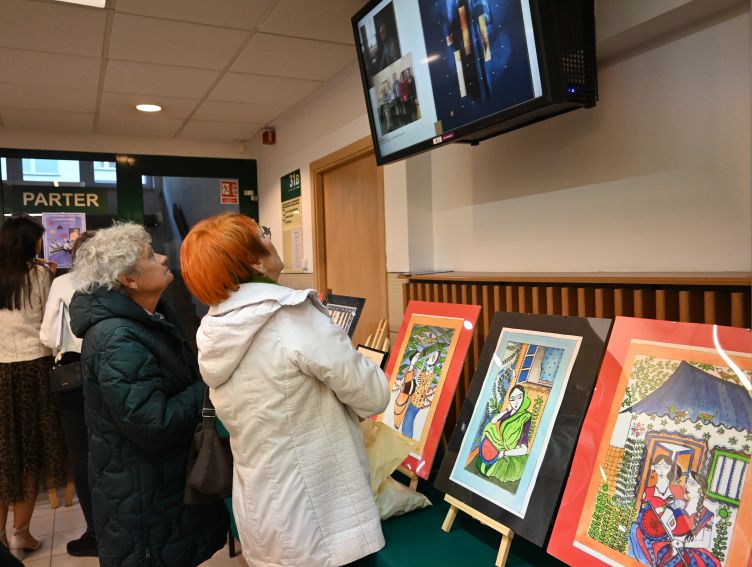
[180,213,269,305]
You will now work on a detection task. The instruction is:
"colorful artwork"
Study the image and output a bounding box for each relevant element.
[377,300,480,479]
[548,317,752,567]
[449,328,582,517]
[435,312,611,546]
[41,212,86,269]
[324,294,366,338]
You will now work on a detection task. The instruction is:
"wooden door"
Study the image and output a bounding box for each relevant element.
[317,145,387,347]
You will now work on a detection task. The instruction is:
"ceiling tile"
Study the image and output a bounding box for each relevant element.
[231,33,355,81]
[0,109,94,134]
[103,60,220,98]
[97,114,183,137]
[99,92,200,119]
[259,0,363,44]
[210,73,322,106]
[192,100,283,124]
[116,0,276,30]
[178,120,263,142]
[0,0,106,57]
[0,82,97,113]
[109,14,247,70]
[0,48,100,90]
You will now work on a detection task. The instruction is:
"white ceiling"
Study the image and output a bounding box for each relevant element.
[0,0,364,143]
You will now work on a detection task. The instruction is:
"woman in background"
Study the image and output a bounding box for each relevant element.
[69,223,228,567]
[0,214,69,560]
[39,231,97,558]
[181,213,389,567]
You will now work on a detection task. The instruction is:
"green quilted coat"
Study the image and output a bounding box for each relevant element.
[70,287,228,567]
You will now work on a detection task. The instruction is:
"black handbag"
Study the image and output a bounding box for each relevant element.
[49,302,83,393]
[49,359,82,393]
[184,386,233,505]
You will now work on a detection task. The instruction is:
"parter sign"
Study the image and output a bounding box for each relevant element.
[14,188,107,213]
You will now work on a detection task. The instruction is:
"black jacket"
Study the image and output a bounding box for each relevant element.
[70,287,228,567]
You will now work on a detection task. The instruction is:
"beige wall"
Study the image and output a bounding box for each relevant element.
[249,1,751,279]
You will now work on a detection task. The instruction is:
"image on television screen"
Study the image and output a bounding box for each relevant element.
[372,53,421,135]
[358,1,402,89]
[418,0,540,133]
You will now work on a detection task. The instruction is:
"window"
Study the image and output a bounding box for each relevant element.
[93,161,117,184]
[517,344,538,383]
[708,450,749,505]
[22,159,80,183]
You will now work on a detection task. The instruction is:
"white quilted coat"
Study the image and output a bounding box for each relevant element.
[196,283,389,567]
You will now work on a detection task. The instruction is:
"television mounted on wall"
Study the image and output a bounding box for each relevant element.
[352,0,597,165]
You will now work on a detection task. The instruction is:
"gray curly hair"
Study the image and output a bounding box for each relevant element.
[72,222,151,292]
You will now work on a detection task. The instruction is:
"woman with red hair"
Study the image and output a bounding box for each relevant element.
[181,213,389,567]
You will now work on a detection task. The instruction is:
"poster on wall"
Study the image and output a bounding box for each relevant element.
[547,317,752,567]
[41,212,86,269]
[281,170,304,271]
[220,179,239,205]
[376,300,480,479]
[434,312,611,546]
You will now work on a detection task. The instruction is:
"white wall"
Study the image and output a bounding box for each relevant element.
[250,1,751,274]
[430,8,750,272]
[246,64,372,273]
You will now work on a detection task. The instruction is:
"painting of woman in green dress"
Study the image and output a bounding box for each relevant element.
[475,385,532,485]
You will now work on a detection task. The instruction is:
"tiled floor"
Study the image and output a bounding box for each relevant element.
[4,496,246,566]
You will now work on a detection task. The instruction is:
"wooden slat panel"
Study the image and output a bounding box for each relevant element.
[655,289,667,320]
[441,283,450,303]
[545,287,559,315]
[493,285,502,314]
[731,292,744,327]
[481,285,492,337]
[450,284,460,304]
[703,291,716,324]
[518,286,531,313]
[432,283,441,303]
[561,287,576,316]
[531,286,543,314]
[505,285,515,312]
[679,290,691,322]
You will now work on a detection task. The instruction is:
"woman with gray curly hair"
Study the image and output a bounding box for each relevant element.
[69,222,228,567]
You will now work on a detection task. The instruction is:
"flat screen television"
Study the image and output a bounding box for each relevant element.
[352,0,597,165]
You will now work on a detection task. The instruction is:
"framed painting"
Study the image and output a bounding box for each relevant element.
[324,294,366,338]
[434,312,612,546]
[357,344,389,370]
[376,300,480,479]
[548,317,752,567]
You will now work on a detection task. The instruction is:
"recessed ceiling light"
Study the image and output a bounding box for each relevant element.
[52,0,107,8]
[136,104,162,113]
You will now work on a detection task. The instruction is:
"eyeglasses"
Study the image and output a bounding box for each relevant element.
[260,225,272,240]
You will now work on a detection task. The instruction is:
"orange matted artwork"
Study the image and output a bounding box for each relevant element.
[376,300,480,479]
[548,317,752,567]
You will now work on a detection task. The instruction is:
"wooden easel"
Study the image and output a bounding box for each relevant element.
[442,494,515,567]
[364,318,390,351]
[395,465,419,491]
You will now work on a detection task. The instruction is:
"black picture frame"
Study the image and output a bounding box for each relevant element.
[323,294,366,338]
[434,311,612,547]
[356,344,389,370]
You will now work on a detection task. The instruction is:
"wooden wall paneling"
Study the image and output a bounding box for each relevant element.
[703,291,717,324]
[505,285,516,313]
[432,283,441,303]
[493,285,502,314]
[530,286,543,314]
[655,289,667,320]
[731,292,745,327]
[561,287,576,316]
[482,285,493,337]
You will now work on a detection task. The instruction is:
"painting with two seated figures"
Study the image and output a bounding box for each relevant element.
[548,317,752,567]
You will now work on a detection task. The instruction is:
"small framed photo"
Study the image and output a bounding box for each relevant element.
[357,344,389,370]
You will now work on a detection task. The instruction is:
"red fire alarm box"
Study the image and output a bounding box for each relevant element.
[262,128,276,145]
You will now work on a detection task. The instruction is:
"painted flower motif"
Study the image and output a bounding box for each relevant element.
[719,507,730,519]
[631,423,646,437]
